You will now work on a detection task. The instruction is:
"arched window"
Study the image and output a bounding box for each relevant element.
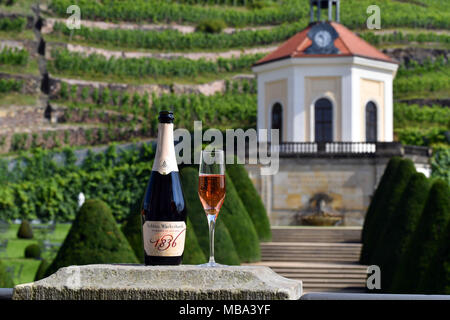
[271,103,283,142]
[315,98,333,142]
[366,102,377,142]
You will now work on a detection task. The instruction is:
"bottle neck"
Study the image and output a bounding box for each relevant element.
[152,122,178,174]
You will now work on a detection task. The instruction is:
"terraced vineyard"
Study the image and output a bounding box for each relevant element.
[0,0,449,166]
[0,0,448,290]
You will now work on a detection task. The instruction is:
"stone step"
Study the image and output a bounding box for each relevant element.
[261,256,360,262]
[262,249,361,255]
[262,254,361,258]
[261,254,360,259]
[263,244,362,248]
[257,228,365,292]
[271,268,367,274]
[246,261,368,269]
[300,278,366,284]
[271,227,362,243]
[302,283,367,293]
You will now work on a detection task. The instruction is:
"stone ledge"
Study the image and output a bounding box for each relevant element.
[12,264,302,300]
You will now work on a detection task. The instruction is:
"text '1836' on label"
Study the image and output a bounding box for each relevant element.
[143,221,186,256]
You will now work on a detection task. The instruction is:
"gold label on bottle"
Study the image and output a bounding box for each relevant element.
[143,221,186,256]
[152,123,178,175]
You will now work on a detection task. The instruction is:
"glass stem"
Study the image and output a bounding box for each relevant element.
[207,214,216,265]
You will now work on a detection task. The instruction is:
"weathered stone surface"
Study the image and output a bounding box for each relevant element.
[12,264,302,300]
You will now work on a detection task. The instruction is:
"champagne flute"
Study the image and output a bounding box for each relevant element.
[198,149,226,267]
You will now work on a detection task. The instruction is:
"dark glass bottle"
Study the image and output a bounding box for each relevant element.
[142,111,187,265]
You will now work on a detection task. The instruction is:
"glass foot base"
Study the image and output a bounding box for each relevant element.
[198,261,226,267]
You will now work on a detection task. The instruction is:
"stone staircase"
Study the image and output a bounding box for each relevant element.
[246,226,368,293]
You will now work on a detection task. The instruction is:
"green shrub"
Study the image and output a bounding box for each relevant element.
[0,260,14,288]
[0,78,23,93]
[220,172,261,262]
[360,157,402,263]
[391,179,450,293]
[24,243,41,259]
[361,158,416,265]
[34,259,50,281]
[183,218,207,265]
[179,166,240,265]
[419,220,450,294]
[44,199,139,277]
[17,220,33,239]
[431,147,450,184]
[0,47,28,65]
[371,172,431,292]
[0,17,25,32]
[121,196,144,263]
[226,162,271,241]
[195,19,227,34]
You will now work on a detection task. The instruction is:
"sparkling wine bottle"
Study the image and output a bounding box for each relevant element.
[142,111,187,265]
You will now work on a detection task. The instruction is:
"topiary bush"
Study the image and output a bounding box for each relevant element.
[183,218,207,265]
[17,220,33,239]
[220,172,261,262]
[44,199,138,277]
[419,219,450,294]
[391,179,450,293]
[361,158,416,265]
[121,197,144,263]
[227,162,271,242]
[34,259,50,281]
[24,243,41,259]
[0,260,14,288]
[179,166,240,265]
[370,172,431,292]
[360,157,402,263]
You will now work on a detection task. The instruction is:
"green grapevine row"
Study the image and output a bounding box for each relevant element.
[49,49,263,78]
[52,21,305,51]
[0,78,23,93]
[0,47,29,66]
[48,0,449,29]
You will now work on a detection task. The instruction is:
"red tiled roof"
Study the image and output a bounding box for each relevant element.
[254,22,396,66]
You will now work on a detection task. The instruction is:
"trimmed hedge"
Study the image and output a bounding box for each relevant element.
[391,179,450,293]
[34,259,50,281]
[226,162,271,242]
[366,158,416,265]
[220,172,261,262]
[0,260,14,288]
[121,196,144,263]
[183,218,207,265]
[24,243,41,259]
[179,166,240,265]
[44,199,138,277]
[419,220,450,294]
[370,172,431,292]
[17,220,33,239]
[360,157,402,264]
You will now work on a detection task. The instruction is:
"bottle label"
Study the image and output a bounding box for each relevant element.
[143,221,186,256]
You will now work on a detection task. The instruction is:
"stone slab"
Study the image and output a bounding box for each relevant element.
[12,264,302,300]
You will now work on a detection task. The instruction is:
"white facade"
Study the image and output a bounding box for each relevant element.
[253,56,398,143]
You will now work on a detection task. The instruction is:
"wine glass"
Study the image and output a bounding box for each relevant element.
[198,149,226,267]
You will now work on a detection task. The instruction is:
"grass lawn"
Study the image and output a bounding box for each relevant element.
[0,223,71,286]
